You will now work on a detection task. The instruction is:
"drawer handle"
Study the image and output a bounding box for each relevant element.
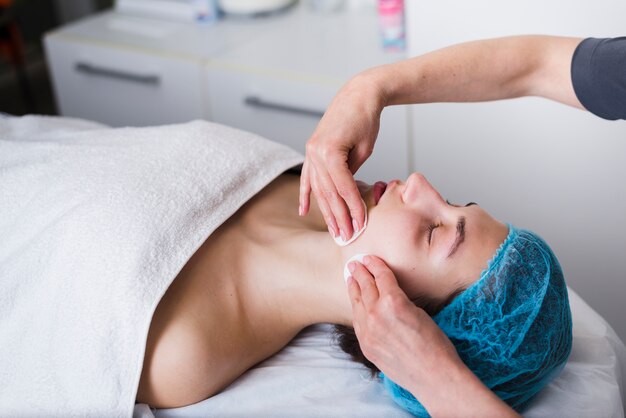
[244,96,324,119]
[75,62,160,85]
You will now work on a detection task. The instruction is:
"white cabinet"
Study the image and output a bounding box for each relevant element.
[205,64,334,154]
[202,5,409,181]
[45,35,204,127]
[205,63,408,182]
[44,6,410,181]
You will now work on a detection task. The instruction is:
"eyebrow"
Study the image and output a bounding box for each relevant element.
[445,200,478,207]
[447,216,466,259]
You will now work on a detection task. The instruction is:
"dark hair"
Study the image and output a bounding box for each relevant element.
[333,287,466,375]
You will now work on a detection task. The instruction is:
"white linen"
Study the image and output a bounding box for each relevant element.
[137,291,626,418]
[525,289,626,418]
[1,115,623,417]
[0,116,303,417]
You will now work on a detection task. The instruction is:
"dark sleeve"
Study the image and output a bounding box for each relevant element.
[571,37,626,120]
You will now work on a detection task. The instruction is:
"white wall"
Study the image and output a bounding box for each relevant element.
[406,0,626,342]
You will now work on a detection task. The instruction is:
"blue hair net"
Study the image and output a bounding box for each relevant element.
[381,225,572,417]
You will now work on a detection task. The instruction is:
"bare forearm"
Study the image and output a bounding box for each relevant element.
[407,357,521,418]
[356,35,583,110]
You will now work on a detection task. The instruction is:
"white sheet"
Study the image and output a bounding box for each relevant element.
[1,115,622,417]
[135,287,626,417]
[0,115,303,417]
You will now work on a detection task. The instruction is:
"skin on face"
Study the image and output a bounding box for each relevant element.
[347,173,509,303]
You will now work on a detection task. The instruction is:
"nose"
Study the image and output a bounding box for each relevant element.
[402,173,444,205]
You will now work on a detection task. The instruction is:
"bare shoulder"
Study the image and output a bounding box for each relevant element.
[136,172,320,408]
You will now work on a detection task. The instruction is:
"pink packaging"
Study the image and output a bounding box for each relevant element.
[378,0,405,51]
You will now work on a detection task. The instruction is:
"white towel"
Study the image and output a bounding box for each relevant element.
[0,116,303,417]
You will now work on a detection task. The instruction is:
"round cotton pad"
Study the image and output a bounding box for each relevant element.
[343,253,370,282]
[333,201,368,247]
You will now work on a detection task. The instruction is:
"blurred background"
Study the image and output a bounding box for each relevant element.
[1,0,625,344]
[0,0,112,115]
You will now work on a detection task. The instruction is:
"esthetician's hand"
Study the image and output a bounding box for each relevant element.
[299,72,384,241]
[346,255,520,417]
[346,255,461,393]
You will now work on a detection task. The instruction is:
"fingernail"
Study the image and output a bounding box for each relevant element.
[344,254,368,282]
[348,262,356,273]
[328,225,337,238]
[298,205,303,216]
[352,218,360,233]
[363,255,371,264]
[340,229,347,241]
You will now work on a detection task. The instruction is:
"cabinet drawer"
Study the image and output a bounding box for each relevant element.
[44,35,204,127]
[205,64,408,182]
[205,65,334,154]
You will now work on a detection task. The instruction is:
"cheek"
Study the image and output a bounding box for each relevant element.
[360,210,413,253]
[360,211,428,294]
[392,260,432,299]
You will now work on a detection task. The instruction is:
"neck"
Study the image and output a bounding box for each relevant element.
[241,225,356,331]
[289,229,354,328]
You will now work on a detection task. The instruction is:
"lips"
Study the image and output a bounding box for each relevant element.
[373,181,387,205]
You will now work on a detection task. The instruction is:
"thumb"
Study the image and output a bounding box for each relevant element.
[347,142,374,174]
[362,256,406,298]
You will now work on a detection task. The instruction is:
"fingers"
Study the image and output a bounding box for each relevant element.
[326,154,366,231]
[360,256,404,297]
[346,276,365,320]
[310,167,339,238]
[298,160,312,216]
[300,76,382,241]
[348,260,379,307]
[304,136,364,241]
[346,256,385,333]
[310,156,354,241]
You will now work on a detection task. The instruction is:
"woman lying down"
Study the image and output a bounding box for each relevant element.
[0,116,571,417]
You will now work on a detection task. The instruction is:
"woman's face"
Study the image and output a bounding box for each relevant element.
[346,173,509,303]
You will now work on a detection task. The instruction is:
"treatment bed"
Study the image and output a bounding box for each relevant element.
[133,288,626,418]
[1,114,624,417]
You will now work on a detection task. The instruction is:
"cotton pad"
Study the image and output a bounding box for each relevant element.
[333,201,368,247]
[343,253,370,282]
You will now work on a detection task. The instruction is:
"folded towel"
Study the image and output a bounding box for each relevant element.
[0,116,303,417]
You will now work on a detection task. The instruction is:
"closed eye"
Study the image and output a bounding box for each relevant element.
[427,224,436,244]
[426,223,442,245]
